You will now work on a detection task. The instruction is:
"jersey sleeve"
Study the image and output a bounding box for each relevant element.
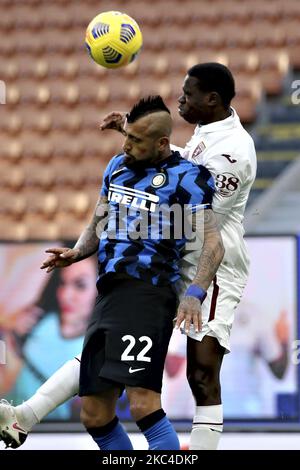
[202,152,251,215]
[100,154,123,197]
[177,164,215,211]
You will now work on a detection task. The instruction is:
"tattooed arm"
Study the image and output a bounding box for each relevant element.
[175,209,224,333]
[40,196,108,273]
[73,195,108,261]
[191,209,224,290]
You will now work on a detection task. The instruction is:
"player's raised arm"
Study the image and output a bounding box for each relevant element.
[41,196,108,273]
[99,111,126,134]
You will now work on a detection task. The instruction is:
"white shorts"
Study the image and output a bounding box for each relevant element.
[177,257,247,353]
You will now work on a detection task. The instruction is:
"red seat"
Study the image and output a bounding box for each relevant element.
[23,161,55,189]
[25,190,58,217]
[25,213,59,240]
[3,164,25,190]
[56,211,87,239]
[56,189,91,218]
[0,191,26,219]
[0,217,27,241]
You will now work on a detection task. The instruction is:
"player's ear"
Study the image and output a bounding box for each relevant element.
[207,91,219,107]
[158,136,169,150]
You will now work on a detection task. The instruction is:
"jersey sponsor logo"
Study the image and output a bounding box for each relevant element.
[151,173,166,188]
[221,154,237,164]
[215,173,239,197]
[129,366,146,374]
[108,183,159,212]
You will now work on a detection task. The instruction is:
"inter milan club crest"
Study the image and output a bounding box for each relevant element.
[151,173,166,188]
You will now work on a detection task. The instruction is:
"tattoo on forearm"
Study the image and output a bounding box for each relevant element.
[74,196,108,261]
[193,241,224,289]
[192,209,224,290]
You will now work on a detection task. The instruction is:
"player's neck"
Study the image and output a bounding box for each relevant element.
[201,108,232,126]
[154,147,172,164]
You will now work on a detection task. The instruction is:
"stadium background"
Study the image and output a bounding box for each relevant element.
[1,0,300,450]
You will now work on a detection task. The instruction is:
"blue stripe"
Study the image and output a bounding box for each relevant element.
[98,152,214,286]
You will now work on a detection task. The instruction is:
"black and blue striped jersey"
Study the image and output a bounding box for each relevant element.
[97,151,214,287]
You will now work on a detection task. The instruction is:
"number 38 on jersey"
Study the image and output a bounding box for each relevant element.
[215,173,239,198]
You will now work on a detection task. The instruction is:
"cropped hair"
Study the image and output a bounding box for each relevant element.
[127,95,170,123]
[188,62,236,107]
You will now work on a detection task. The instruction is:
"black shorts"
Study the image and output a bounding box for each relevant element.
[79,278,177,396]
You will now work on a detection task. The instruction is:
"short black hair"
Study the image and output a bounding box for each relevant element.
[127,95,170,123]
[188,63,236,107]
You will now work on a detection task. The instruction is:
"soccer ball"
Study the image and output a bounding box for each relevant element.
[85,11,143,69]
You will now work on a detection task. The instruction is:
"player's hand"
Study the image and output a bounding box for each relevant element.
[40,247,80,273]
[99,111,126,134]
[175,296,202,334]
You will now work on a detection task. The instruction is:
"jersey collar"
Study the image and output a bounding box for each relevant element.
[123,151,179,170]
[195,107,241,134]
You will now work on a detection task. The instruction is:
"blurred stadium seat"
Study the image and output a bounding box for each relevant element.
[0,217,28,241]
[25,214,59,240]
[0,191,26,219]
